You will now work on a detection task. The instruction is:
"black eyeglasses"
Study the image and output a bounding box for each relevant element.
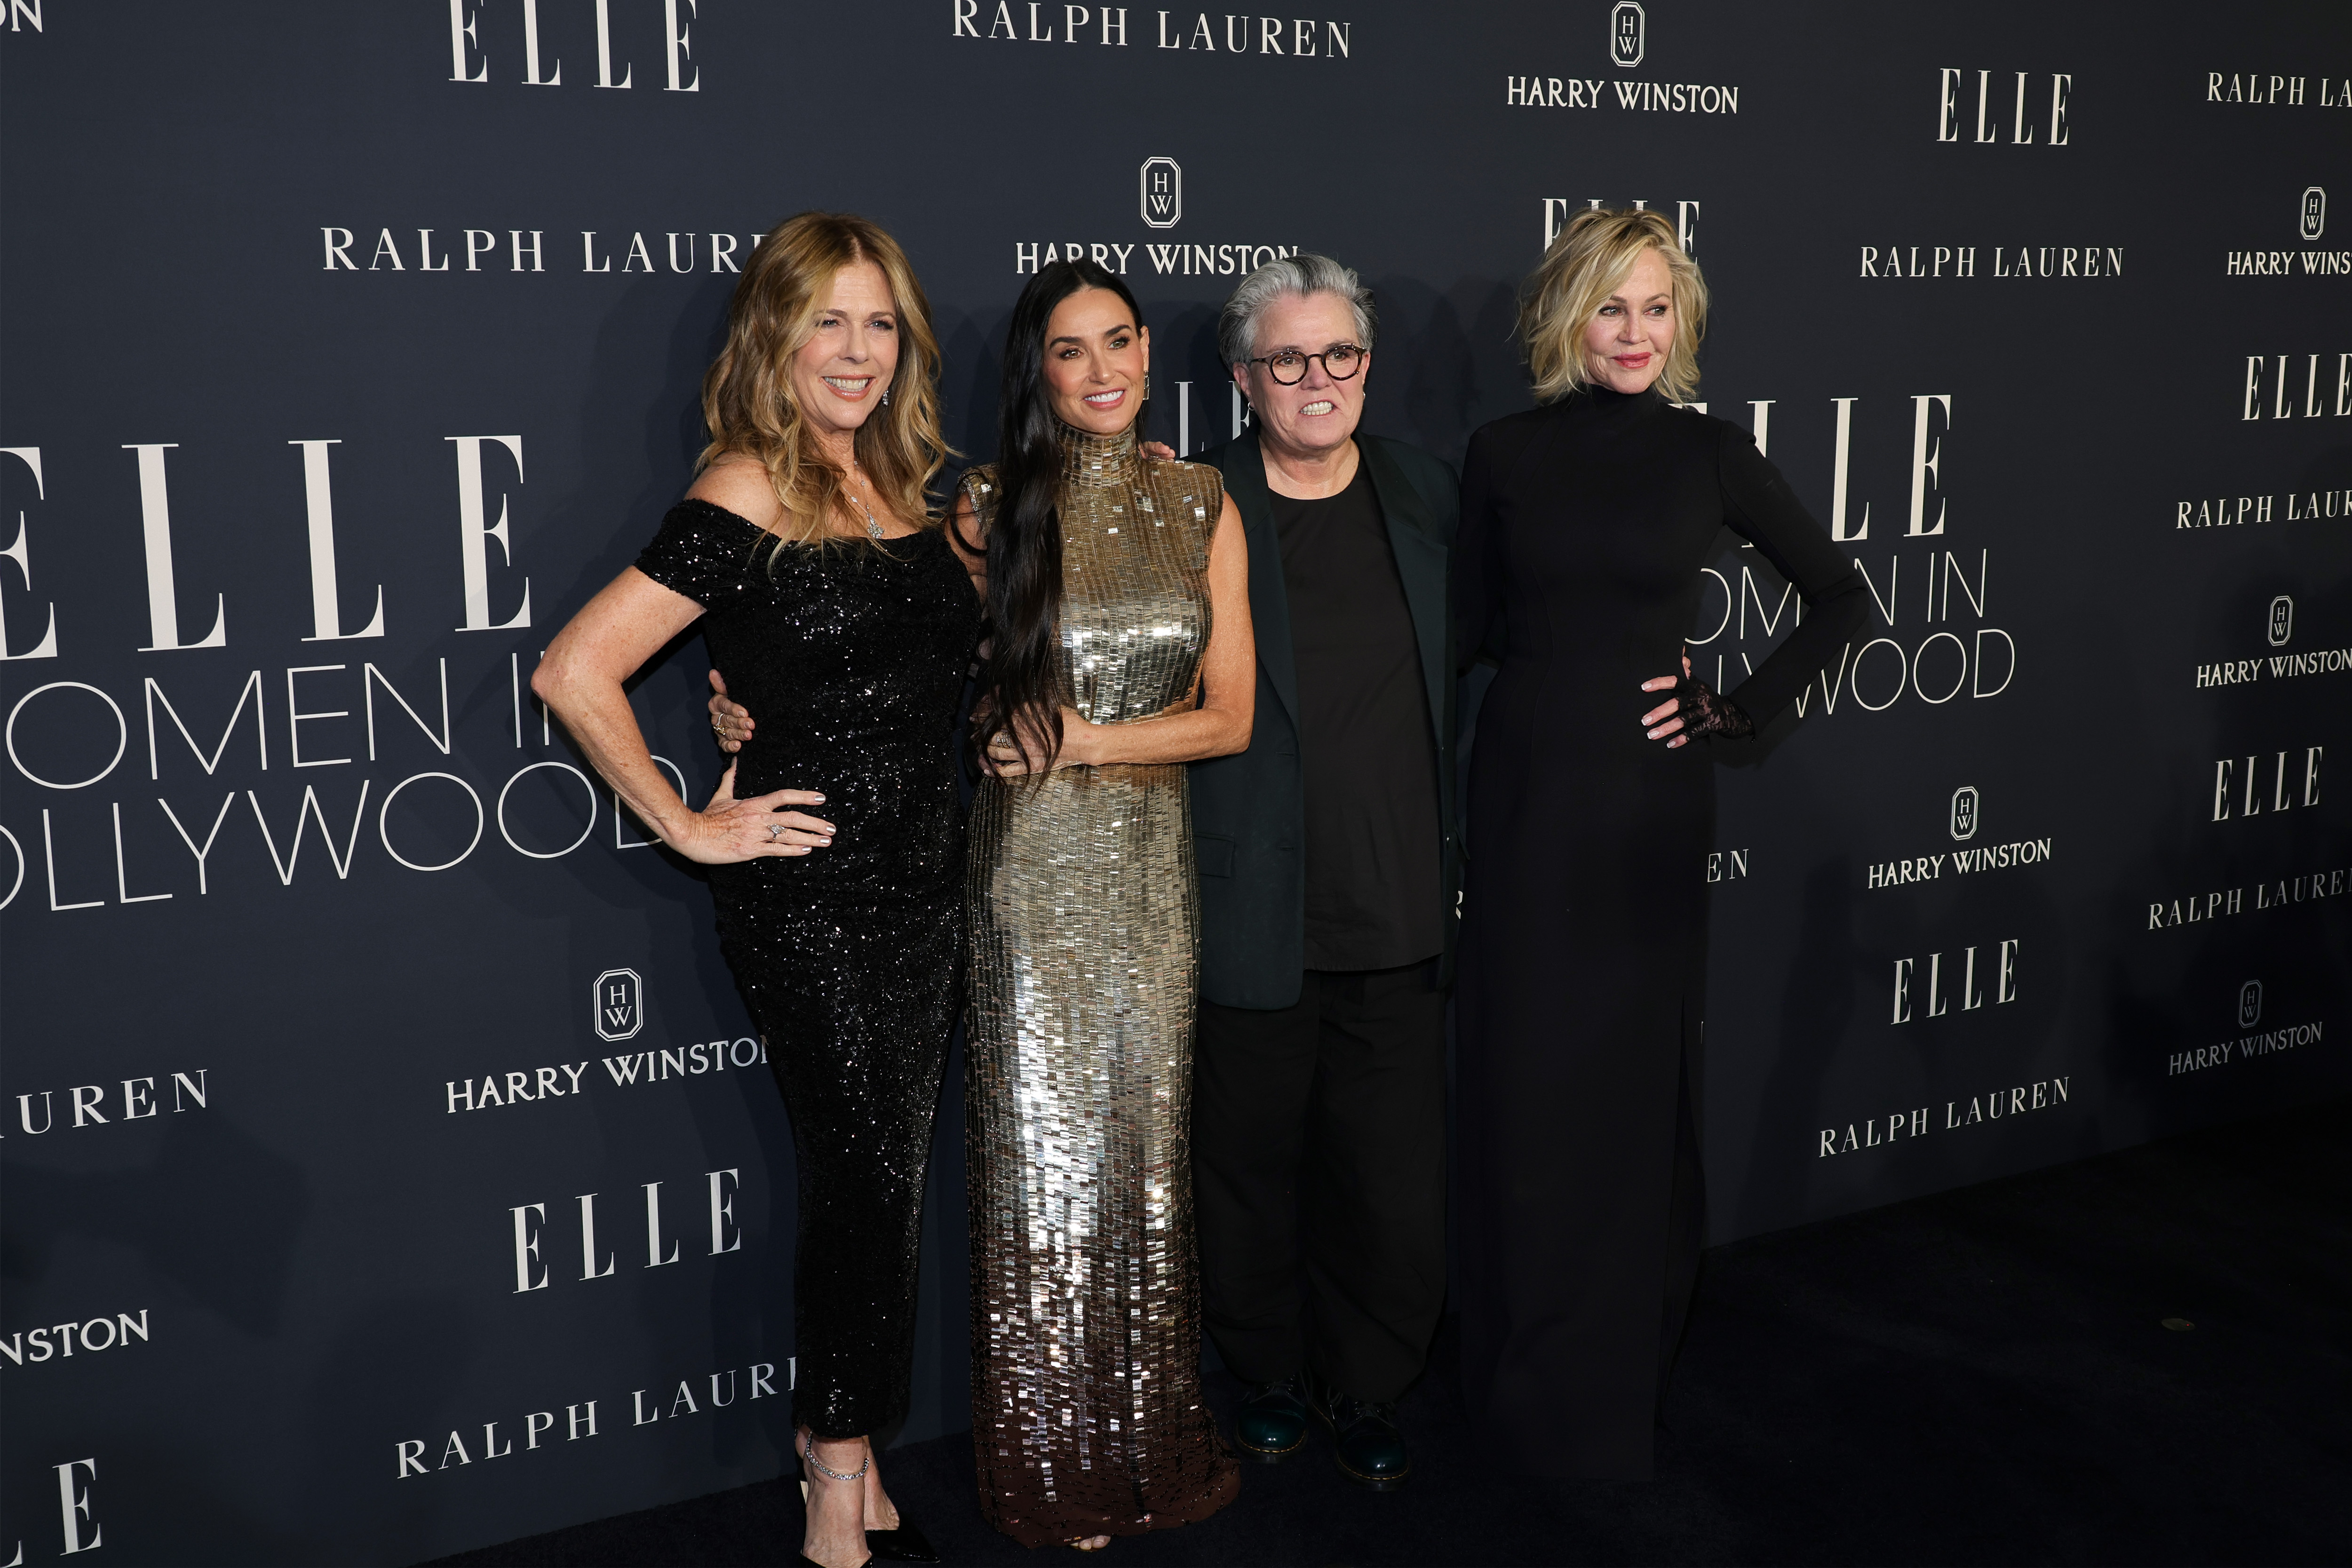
[1245,344,1367,385]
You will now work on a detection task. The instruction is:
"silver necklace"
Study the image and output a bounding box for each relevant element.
[846,466,886,540]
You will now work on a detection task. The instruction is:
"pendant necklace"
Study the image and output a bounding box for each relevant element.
[846,465,886,540]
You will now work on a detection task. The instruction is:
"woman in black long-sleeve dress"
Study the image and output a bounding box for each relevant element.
[537,213,972,1568]
[1454,207,1867,1480]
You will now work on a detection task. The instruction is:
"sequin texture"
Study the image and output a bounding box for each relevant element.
[634,500,982,1439]
[963,430,1242,1545]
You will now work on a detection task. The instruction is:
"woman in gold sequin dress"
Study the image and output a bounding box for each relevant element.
[950,260,1254,1550]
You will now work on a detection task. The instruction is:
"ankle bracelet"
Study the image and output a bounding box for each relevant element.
[803,1431,871,1485]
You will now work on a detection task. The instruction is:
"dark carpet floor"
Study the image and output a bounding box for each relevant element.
[432,1098,2352,1566]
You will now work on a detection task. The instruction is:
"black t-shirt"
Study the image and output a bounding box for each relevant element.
[1268,458,1443,972]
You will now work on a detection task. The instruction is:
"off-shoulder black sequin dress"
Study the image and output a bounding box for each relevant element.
[635,499,982,1440]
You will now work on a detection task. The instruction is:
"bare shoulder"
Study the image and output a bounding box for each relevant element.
[685,454,786,531]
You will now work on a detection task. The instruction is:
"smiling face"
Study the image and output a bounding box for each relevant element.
[1581,245,1676,395]
[1232,291,1367,464]
[1042,286,1151,434]
[788,259,900,443]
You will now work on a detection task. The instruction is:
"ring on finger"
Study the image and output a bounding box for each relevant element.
[767,824,784,841]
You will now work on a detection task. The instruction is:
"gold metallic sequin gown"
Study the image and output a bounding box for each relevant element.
[963,428,1241,1546]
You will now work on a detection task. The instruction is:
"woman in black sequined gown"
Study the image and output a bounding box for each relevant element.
[536,214,975,1568]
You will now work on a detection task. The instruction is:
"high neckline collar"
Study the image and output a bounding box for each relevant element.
[1572,382,1665,415]
[1060,422,1142,487]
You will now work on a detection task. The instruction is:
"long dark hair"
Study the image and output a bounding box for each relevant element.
[962,259,1149,771]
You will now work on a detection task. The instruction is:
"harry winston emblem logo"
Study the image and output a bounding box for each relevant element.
[1609,2,1645,69]
[2301,187,2325,242]
[2238,980,2263,1030]
[2267,595,2293,647]
[1949,785,1979,842]
[1140,157,1181,228]
[593,968,644,1042]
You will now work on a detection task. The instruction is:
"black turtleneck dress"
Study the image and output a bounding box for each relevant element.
[1454,386,1866,1479]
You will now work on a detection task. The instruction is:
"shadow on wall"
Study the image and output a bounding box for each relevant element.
[469,273,742,929]
[1729,857,1855,1239]
[2294,437,2352,501]
[1371,273,1522,469]
[2,1110,311,1337]
[938,310,1010,470]
[555,268,739,612]
[299,1297,475,1555]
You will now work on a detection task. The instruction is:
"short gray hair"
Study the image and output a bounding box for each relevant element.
[1216,252,1377,369]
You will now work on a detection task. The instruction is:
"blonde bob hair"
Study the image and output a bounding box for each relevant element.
[1519,207,1708,405]
[698,212,949,548]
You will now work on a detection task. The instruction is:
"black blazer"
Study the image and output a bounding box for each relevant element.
[1191,428,1462,1011]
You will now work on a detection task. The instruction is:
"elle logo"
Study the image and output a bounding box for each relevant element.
[2210,747,2323,821]
[1609,2,1644,69]
[509,1170,743,1292]
[1891,939,2019,1022]
[1935,69,2073,144]
[2303,188,2326,242]
[1542,197,1697,254]
[1140,158,1181,228]
[0,435,533,661]
[2239,980,2264,1030]
[1950,785,1980,841]
[446,0,701,92]
[2268,595,2294,647]
[2238,355,2352,420]
[593,968,643,1042]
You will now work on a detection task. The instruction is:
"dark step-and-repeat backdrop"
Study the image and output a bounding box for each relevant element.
[3,3,2347,1562]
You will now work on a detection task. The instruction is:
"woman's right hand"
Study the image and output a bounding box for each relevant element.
[666,763,834,864]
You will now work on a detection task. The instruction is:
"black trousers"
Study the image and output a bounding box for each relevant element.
[1193,963,1447,1403]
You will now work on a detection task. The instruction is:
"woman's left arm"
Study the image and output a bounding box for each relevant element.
[1641,424,1869,745]
[988,494,1255,772]
[1712,424,1868,724]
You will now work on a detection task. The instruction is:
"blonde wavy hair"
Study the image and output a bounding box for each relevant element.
[698,212,949,547]
[1520,207,1708,405]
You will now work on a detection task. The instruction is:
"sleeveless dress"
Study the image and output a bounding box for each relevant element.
[961,429,1242,1546]
[633,500,982,1440]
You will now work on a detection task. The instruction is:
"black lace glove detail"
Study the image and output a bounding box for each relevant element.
[1672,677,1755,741]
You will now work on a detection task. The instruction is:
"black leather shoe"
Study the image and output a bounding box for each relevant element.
[866,1519,939,1564]
[1306,1373,1410,1490]
[1233,1375,1311,1463]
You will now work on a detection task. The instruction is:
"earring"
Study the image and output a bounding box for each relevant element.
[1141,373,1151,399]
[881,386,892,406]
